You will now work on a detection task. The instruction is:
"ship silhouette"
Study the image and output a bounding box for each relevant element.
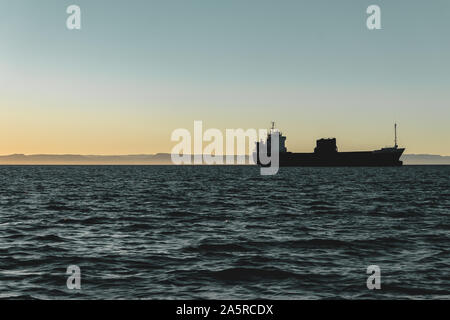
[256,123,405,167]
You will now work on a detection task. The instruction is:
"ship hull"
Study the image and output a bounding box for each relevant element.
[258,149,405,167]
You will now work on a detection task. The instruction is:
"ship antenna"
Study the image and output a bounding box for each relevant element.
[394,123,398,148]
[271,121,275,131]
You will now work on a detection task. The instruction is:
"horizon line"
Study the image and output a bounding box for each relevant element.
[1,152,450,157]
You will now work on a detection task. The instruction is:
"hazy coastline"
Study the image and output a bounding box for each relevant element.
[0,153,449,165]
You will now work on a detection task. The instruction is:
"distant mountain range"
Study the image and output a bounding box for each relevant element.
[0,153,449,165]
[401,154,450,165]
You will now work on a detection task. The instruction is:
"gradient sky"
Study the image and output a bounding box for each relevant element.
[1,0,449,155]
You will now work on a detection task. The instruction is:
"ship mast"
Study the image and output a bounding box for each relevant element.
[394,123,398,148]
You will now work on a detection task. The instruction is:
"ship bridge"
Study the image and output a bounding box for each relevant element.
[256,122,287,155]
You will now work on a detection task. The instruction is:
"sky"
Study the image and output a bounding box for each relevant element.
[1,0,449,155]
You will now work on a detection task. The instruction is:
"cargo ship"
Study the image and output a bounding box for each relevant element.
[256,123,405,167]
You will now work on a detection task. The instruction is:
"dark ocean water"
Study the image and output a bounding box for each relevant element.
[0,165,448,300]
